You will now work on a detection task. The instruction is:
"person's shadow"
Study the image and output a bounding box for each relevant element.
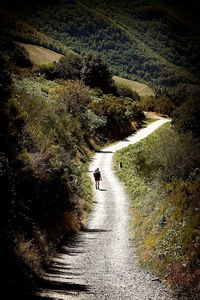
[99,188,107,191]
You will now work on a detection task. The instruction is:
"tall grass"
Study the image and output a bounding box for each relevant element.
[114,123,200,298]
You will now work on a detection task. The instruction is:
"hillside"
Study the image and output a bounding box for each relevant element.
[2,0,200,95]
[16,43,154,95]
[18,43,63,64]
[113,76,154,96]
[0,9,73,56]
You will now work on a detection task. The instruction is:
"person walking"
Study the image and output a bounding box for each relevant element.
[93,168,102,189]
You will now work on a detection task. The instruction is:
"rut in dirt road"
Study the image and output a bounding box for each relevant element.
[39,119,174,300]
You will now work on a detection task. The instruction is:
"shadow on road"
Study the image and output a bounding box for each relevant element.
[35,226,111,299]
[95,150,113,153]
[82,228,111,233]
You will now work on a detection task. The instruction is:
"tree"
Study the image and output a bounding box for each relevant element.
[81,53,115,94]
[13,44,32,68]
[55,52,82,80]
[116,84,140,100]
[172,96,200,137]
[58,80,91,131]
[154,96,175,116]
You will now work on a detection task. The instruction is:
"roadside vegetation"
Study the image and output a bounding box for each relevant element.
[0,37,144,299]
[114,113,200,298]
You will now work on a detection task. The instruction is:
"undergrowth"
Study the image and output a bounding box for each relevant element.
[114,123,200,299]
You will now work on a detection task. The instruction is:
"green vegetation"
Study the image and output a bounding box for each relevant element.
[0,31,144,298]
[3,0,200,96]
[172,96,200,138]
[139,95,176,116]
[0,9,72,56]
[114,123,200,298]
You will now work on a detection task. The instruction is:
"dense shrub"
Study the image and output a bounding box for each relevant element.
[81,53,116,94]
[139,95,175,116]
[139,96,155,111]
[1,75,95,298]
[153,96,176,116]
[114,124,200,298]
[13,44,33,68]
[37,53,82,80]
[55,53,82,79]
[0,40,32,69]
[91,94,143,124]
[172,96,200,137]
[117,84,140,100]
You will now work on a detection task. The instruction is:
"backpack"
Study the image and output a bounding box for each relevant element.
[93,170,100,179]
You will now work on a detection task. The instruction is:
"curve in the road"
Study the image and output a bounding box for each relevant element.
[39,119,174,300]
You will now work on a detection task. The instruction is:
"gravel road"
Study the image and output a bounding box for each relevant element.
[39,119,174,300]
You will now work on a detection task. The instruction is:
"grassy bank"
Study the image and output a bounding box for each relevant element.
[0,41,145,298]
[114,123,200,299]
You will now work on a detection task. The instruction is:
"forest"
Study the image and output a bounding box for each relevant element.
[2,1,200,98]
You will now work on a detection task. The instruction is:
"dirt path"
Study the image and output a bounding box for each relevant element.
[39,119,174,300]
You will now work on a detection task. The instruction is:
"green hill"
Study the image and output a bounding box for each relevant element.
[2,0,200,91]
[15,41,154,95]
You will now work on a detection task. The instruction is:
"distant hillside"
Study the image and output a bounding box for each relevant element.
[113,76,154,97]
[3,0,200,92]
[0,9,74,56]
[17,42,154,95]
[18,43,63,64]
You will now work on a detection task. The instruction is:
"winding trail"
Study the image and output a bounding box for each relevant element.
[39,119,174,300]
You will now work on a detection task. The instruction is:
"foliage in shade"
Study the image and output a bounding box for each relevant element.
[0,45,144,297]
[3,0,200,93]
[172,96,200,137]
[81,53,116,94]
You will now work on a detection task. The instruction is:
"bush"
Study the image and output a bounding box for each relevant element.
[57,80,92,132]
[139,96,156,111]
[154,96,176,116]
[81,53,116,94]
[37,52,82,80]
[54,53,82,80]
[172,96,200,137]
[13,44,33,68]
[139,95,175,116]
[116,84,140,100]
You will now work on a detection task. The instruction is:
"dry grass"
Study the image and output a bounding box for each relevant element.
[113,75,154,96]
[143,111,164,119]
[14,233,42,274]
[18,43,63,65]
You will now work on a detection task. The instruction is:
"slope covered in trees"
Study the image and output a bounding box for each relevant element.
[2,0,200,100]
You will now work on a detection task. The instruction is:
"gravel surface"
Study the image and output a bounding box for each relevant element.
[39,119,174,300]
